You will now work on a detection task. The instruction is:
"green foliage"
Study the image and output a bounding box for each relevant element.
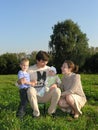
[49,19,89,72]
[0,51,38,75]
[0,74,98,130]
[29,51,38,65]
[0,53,19,74]
[83,53,98,73]
[0,49,98,74]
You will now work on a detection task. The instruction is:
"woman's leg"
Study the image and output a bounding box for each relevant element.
[66,94,79,118]
[58,97,69,108]
[58,97,72,113]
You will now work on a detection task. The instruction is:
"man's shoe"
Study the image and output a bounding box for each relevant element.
[32,115,40,119]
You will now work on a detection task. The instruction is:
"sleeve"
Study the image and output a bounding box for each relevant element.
[59,79,64,91]
[56,75,61,86]
[18,71,25,79]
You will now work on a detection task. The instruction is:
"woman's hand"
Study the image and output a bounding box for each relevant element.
[61,92,66,97]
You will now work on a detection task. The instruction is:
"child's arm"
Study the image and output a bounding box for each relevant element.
[17,77,37,87]
[25,80,37,86]
[17,77,27,85]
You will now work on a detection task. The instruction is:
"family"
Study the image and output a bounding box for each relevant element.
[16,50,87,119]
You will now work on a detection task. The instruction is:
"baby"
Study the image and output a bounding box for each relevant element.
[37,66,61,97]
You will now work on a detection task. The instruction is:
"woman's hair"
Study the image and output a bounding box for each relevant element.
[36,50,49,61]
[64,60,79,73]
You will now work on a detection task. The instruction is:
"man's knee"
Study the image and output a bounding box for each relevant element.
[27,87,37,100]
[52,87,61,97]
[55,87,61,94]
[27,87,36,94]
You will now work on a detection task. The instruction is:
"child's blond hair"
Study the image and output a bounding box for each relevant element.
[20,58,29,65]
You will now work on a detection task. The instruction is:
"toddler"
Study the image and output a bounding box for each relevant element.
[37,66,61,97]
[16,58,32,118]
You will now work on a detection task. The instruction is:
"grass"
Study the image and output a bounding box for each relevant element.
[0,74,98,130]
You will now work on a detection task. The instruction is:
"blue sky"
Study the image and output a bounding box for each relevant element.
[0,0,98,54]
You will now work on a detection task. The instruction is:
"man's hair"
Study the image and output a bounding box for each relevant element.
[36,50,49,61]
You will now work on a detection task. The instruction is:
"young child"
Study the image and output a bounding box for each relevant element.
[37,66,61,97]
[16,58,32,118]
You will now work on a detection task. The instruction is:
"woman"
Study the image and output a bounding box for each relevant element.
[58,60,87,118]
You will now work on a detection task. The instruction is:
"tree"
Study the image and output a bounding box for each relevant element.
[0,53,19,74]
[89,46,98,55]
[0,56,7,74]
[83,52,98,73]
[29,51,38,65]
[49,19,89,73]
[0,52,37,74]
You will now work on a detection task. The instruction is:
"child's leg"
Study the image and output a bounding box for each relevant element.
[16,89,28,117]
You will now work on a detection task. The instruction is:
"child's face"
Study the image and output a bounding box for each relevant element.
[48,70,55,76]
[20,61,29,72]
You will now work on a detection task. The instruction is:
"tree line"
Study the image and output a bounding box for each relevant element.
[0,49,98,74]
[0,19,98,74]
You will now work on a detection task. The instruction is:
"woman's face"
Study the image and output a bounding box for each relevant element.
[61,63,71,75]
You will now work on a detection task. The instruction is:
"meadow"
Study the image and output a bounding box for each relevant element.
[0,74,98,130]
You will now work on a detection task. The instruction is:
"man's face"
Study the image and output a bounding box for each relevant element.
[37,60,48,68]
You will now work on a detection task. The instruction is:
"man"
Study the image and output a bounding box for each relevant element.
[17,50,61,118]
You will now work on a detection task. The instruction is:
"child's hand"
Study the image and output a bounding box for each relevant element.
[61,92,66,97]
[19,78,27,84]
[49,84,57,90]
[30,80,37,86]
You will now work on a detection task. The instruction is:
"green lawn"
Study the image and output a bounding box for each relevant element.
[0,74,98,130]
